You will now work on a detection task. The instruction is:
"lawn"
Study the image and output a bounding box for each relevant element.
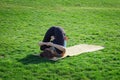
[0,0,120,80]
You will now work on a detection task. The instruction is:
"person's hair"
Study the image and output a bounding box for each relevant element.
[40,50,55,59]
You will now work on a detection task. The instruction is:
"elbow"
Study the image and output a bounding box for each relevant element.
[63,48,66,53]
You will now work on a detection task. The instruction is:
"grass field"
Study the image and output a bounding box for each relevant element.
[0,0,120,80]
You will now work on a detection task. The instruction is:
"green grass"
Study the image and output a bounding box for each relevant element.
[0,0,120,80]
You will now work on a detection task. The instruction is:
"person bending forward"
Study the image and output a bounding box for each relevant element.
[38,26,67,59]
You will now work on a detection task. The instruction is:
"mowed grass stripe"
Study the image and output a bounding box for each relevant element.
[1,3,120,11]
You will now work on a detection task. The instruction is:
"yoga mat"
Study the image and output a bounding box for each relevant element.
[50,44,104,61]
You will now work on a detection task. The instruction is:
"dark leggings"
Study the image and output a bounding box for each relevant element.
[40,26,65,50]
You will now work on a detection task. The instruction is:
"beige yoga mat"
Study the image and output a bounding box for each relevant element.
[50,44,104,61]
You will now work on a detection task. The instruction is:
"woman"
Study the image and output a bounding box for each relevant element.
[38,26,67,59]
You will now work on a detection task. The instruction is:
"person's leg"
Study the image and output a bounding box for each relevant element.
[40,27,55,50]
[40,26,65,51]
[52,27,65,46]
[51,27,66,56]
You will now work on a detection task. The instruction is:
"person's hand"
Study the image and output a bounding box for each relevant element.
[51,36,55,41]
[38,42,46,46]
[38,42,42,46]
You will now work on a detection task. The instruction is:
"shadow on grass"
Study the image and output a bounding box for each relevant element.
[18,54,55,65]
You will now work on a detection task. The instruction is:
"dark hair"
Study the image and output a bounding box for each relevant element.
[40,50,55,59]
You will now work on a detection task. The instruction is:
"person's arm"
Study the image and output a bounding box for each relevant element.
[39,42,66,53]
[38,42,48,46]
